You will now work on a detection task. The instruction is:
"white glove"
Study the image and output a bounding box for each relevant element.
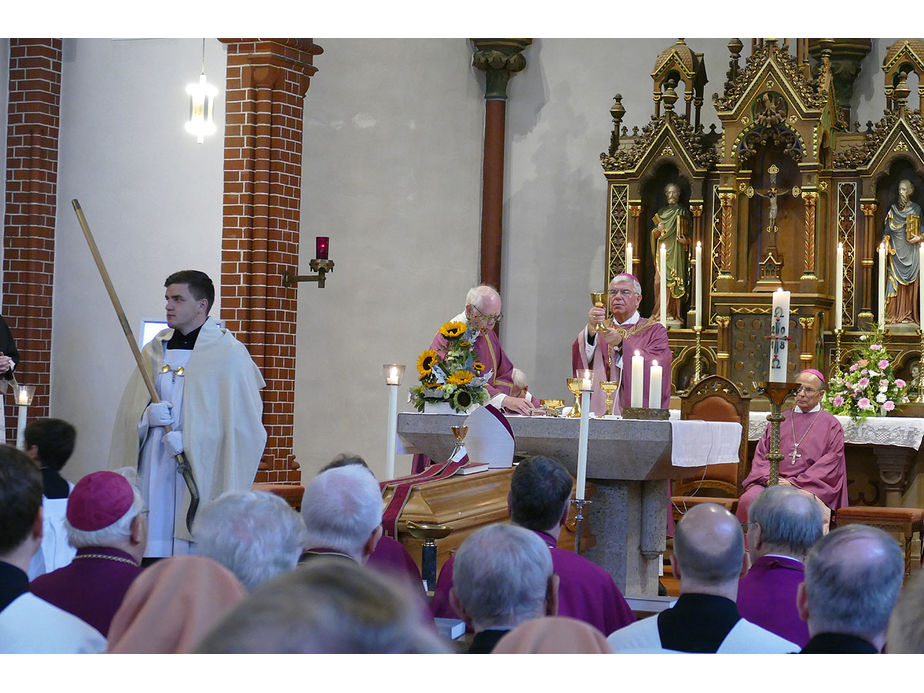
[144,402,174,428]
[163,430,184,458]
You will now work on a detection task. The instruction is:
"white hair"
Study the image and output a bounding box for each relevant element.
[193,490,308,591]
[512,368,528,389]
[610,274,642,295]
[301,465,384,561]
[465,285,499,311]
[64,482,145,549]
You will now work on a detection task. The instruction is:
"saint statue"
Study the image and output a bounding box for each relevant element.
[650,182,691,323]
[884,179,923,324]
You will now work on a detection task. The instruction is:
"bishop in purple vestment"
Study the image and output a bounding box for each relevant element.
[571,273,672,415]
[737,370,848,524]
[430,456,635,635]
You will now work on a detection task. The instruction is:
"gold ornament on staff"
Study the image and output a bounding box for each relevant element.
[590,292,608,333]
[600,380,619,416]
[72,199,200,531]
[566,378,583,417]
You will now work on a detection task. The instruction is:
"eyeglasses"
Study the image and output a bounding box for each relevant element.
[796,386,820,394]
[471,305,502,323]
[608,289,636,297]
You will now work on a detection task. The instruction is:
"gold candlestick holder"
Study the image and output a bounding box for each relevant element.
[693,325,703,384]
[917,328,924,404]
[566,378,582,417]
[590,292,607,333]
[833,328,843,377]
[600,381,619,416]
[753,381,800,486]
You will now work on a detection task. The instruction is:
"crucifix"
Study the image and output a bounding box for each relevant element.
[748,163,800,283]
[790,444,800,465]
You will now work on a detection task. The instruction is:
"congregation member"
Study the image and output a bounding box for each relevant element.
[493,616,614,654]
[318,454,422,588]
[106,555,246,653]
[25,418,78,578]
[299,464,383,564]
[736,484,823,647]
[194,557,448,654]
[886,570,924,653]
[798,524,904,653]
[193,489,307,591]
[0,445,105,653]
[431,455,635,635]
[449,523,558,654]
[110,270,267,559]
[737,369,847,530]
[572,272,672,415]
[607,503,798,653]
[30,470,146,637]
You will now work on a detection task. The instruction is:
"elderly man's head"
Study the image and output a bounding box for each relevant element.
[300,464,383,563]
[450,523,558,633]
[795,369,825,412]
[672,503,746,596]
[607,274,642,322]
[747,484,823,562]
[65,470,147,563]
[465,285,502,333]
[798,524,904,651]
[194,490,308,591]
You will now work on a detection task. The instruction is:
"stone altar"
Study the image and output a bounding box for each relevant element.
[397,412,741,597]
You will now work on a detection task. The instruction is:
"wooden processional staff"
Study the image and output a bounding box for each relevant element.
[71,199,200,531]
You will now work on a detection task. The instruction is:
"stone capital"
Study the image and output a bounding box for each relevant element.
[471,38,532,100]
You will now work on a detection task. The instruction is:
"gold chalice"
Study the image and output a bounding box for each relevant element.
[590,292,608,333]
[600,380,619,416]
[541,399,564,417]
[566,378,582,417]
[450,425,468,458]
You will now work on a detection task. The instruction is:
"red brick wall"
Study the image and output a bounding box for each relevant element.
[3,38,62,440]
[219,39,322,483]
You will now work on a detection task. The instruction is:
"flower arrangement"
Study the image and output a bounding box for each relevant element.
[409,320,492,413]
[822,329,910,422]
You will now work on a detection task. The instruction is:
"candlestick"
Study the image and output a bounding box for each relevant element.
[695,241,703,329]
[630,350,644,407]
[693,325,703,384]
[835,242,843,331]
[648,360,662,409]
[659,242,667,327]
[879,241,886,330]
[769,288,790,382]
[626,242,633,274]
[14,385,34,451]
[383,364,405,481]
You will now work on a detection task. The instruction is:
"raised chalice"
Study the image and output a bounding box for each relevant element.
[590,292,608,333]
[600,380,619,416]
[566,378,582,417]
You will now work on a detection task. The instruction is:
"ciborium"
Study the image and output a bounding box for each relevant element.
[541,399,564,417]
[449,425,468,459]
[600,380,619,416]
[566,378,582,417]
[590,292,608,333]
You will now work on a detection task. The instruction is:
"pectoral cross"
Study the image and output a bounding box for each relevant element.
[790,443,800,465]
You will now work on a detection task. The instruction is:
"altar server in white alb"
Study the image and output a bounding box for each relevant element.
[110,270,267,558]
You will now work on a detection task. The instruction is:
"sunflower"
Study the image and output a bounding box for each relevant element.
[447,370,474,386]
[417,349,438,377]
[453,389,473,411]
[439,321,467,339]
[473,361,485,373]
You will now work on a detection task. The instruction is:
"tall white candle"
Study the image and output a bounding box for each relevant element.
[835,242,843,331]
[385,383,398,480]
[576,389,590,500]
[769,288,790,383]
[625,242,633,274]
[695,241,703,329]
[659,242,668,327]
[648,360,663,409]
[919,243,924,330]
[879,241,886,330]
[631,350,644,407]
[16,404,27,451]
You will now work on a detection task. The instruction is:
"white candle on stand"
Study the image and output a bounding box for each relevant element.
[769,288,790,382]
[631,350,644,407]
[879,242,886,330]
[695,241,703,329]
[625,242,633,274]
[385,383,398,480]
[659,242,668,327]
[576,388,590,500]
[648,360,663,409]
[835,243,843,331]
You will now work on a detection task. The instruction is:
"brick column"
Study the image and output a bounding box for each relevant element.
[3,39,62,440]
[219,39,322,483]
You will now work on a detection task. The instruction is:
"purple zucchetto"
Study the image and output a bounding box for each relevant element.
[66,471,134,531]
[801,368,826,386]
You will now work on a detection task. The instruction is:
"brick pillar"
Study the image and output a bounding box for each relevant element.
[219,39,322,484]
[3,39,62,440]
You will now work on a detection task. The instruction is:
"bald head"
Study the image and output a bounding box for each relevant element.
[673,503,745,590]
[748,484,822,560]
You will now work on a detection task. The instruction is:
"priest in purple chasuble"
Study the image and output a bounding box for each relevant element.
[736,369,848,528]
[571,273,672,415]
